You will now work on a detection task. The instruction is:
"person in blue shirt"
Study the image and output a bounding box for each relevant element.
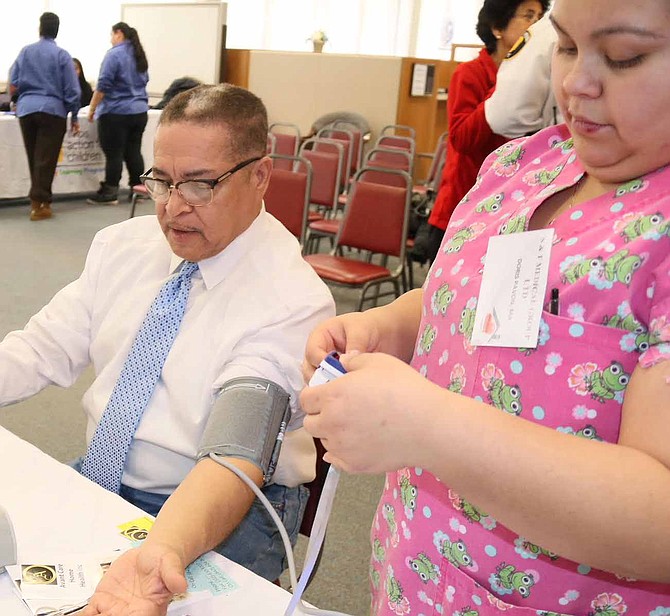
[86,22,149,205]
[9,12,81,221]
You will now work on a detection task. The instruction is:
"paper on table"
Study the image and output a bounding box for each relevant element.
[5,551,122,616]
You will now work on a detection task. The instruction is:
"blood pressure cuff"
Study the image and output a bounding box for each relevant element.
[197,377,291,484]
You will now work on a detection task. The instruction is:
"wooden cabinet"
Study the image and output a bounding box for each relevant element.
[395,58,460,180]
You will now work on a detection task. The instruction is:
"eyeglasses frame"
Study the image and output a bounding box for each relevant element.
[139,155,264,206]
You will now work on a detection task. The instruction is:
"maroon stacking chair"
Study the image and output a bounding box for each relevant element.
[299,138,346,253]
[304,167,412,310]
[332,121,364,175]
[375,134,415,154]
[308,163,414,253]
[299,138,345,216]
[414,130,448,197]
[316,126,357,179]
[264,154,312,248]
[269,122,301,170]
[312,137,350,196]
[362,148,414,186]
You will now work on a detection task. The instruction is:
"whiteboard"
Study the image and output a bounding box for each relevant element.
[121,2,227,97]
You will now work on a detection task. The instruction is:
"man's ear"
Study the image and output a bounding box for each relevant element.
[255,155,273,196]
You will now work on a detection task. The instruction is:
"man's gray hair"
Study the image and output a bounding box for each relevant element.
[159,83,268,159]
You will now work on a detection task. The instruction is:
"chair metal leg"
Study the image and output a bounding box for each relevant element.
[406,254,415,290]
[129,194,138,219]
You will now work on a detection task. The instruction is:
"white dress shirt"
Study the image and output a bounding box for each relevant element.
[0,209,335,492]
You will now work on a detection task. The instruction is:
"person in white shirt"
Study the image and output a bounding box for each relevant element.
[485,14,562,138]
[0,83,335,613]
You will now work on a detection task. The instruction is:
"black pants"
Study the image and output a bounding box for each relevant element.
[410,221,446,265]
[97,112,148,188]
[19,112,67,203]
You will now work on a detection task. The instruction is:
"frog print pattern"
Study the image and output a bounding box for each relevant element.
[369,124,670,615]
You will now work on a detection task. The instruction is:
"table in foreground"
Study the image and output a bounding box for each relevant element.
[0,426,295,615]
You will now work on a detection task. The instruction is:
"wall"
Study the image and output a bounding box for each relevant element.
[238,50,402,139]
[121,2,227,97]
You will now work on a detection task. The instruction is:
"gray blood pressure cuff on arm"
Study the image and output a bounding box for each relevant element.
[197,377,291,484]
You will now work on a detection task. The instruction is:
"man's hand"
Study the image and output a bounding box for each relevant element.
[83,544,187,616]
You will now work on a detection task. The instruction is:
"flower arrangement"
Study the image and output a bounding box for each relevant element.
[307,30,328,44]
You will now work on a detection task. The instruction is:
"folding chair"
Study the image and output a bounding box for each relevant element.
[269,122,301,170]
[304,167,412,311]
[264,154,312,248]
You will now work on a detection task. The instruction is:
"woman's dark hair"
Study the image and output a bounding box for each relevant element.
[73,58,93,107]
[39,12,60,39]
[73,58,85,80]
[112,21,149,73]
[476,0,551,54]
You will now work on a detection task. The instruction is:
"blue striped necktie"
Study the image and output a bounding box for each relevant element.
[80,261,199,493]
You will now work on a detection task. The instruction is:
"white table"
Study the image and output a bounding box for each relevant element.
[0,109,161,199]
[0,427,297,615]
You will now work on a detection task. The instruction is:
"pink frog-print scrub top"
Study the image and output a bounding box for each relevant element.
[369,125,670,616]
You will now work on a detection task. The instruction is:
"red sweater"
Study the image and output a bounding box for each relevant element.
[428,49,508,230]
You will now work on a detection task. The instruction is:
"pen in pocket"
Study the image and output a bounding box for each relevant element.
[550,288,560,316]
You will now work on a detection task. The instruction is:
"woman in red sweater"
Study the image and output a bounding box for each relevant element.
[412,0,550,263]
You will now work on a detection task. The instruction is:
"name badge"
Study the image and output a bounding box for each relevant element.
[471,228,554,348]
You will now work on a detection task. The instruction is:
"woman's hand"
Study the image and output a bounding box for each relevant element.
[302,311,383,383]
[301,351,442,474]
[302,289,425,383]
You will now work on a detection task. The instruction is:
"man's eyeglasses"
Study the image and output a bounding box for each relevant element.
[140,156,263,207]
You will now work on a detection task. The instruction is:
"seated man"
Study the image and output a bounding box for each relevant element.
[0,83,335,612]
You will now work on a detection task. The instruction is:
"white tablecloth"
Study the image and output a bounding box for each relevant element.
[0,109,161,199]
[0,427,297,615]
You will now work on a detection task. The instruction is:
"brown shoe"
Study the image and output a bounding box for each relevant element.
[30,202,52,221]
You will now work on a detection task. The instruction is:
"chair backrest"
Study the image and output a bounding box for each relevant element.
[424,130,448,187]
[363,148,414,185]
[374,134,416,157]
[266,132,277,154]
[265,154,312,245]
[299,138,344,212]
[269,122,301,170]
[335,167,411,265]
[332,120,364,172]
[317,126,359,177]
[380,123,416,140]
[313,136,349,192]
